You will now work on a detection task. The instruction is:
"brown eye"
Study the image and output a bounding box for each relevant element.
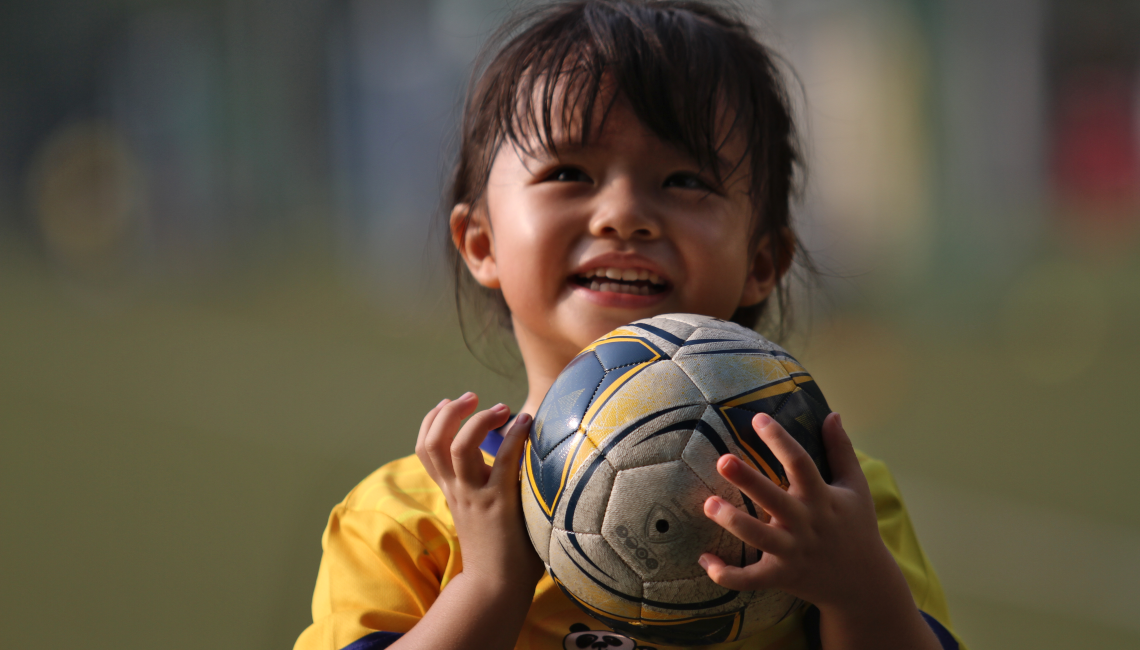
[546,167,592,183]
[664,172,711,191]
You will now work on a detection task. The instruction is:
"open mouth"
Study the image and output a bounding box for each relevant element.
[571,267,669,296]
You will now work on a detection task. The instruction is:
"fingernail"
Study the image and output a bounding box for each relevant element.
[705,498,721,516]
[719,454,738,472]
[698,555,710,570]
[492,403,508,413]
[436,398,449,408]
[754,413,772,428]
[459,391,475,401]
[835,413,844,430]
[516,413,532,426]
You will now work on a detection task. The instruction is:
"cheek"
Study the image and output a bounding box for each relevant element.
[496,205,580,270]
[489,219,570,303]
[683,225,754,311]
[497,225,551,272]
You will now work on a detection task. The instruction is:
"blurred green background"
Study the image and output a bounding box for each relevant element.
[2,1,1139,648]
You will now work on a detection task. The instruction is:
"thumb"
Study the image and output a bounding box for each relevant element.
[490,412,533,483]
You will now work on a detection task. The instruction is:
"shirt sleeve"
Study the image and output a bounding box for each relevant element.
[294,460,461,650]
[858,451,967,650]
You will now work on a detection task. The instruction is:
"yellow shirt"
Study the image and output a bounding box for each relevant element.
[294,450,964,650]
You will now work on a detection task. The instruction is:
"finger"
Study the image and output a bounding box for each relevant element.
[423,392,479,481]
[822,413,865,492]
[704,495,794,555]
[699,553,777,592]
[452,403,511,485]
[415,398,450,482]
[489,412,532,484]
[754,413,827,498]
[715,454,800,524]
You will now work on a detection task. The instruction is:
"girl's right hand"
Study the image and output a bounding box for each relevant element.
[415,393,545,595]
[386,394,540,650]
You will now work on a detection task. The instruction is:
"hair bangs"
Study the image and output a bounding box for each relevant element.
[488,2,760,191]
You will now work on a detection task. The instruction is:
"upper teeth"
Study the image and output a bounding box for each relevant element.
[581,267,662,284]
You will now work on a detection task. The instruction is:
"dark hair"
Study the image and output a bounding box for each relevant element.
[447,0,809,359]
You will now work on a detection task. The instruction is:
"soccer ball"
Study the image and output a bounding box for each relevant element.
[522,314,832,647]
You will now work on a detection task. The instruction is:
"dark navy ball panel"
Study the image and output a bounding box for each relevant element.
[921,611,960,650]
[720,405,785,482]
[533,351,605,459]
[723,391,791,418]
[592,339,659,370]
[340,631,403,650]
[535,431,582,511]
[771,389,832,483]
[793,378,831,412]
[528,442,548,507]
[589,367,627,411]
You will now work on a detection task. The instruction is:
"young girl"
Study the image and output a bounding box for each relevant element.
[295,2,964,649]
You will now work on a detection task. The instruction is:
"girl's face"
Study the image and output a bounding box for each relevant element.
[455,97,780,367]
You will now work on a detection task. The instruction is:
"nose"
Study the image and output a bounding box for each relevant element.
[588,178,660,240]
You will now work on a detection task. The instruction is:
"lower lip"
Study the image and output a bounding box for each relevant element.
[571,282,670,309]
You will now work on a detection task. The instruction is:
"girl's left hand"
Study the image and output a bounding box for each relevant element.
[699,413,943,650]
[698,412,887,607]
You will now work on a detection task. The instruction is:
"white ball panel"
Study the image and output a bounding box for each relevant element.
[679,409,747,510]
[555,454,615,534]
[583,361,705,452]
[691,319,768,339]
[603,462,717,581]
[673,352,791,403]
[641,574,749,617]
[650,313,722,329]
[602,402,705,471]
[549,528,643,620]
[671,338,782,360]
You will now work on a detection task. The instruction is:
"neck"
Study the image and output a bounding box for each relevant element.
[512,325,583,420]
[516,348,570,420]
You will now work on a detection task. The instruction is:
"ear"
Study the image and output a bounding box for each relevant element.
[451,202,500,289]
[739,228,794,308]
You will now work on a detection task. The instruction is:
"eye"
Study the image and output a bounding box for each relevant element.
[663,172,713,191]
[545,166,592,183]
